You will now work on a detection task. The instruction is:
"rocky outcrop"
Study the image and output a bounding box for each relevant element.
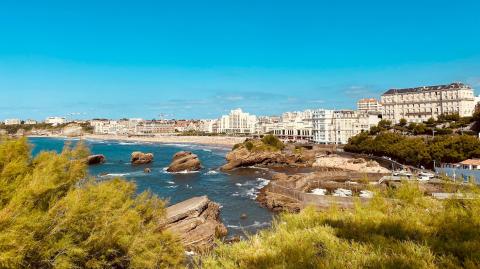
[313,155,390,173]
[164,196,227,251]
[221,147,314,170]
[167,151,201,172]
[256,187,302,213]
[62,124,83,137]
[86,154,105,165]
[130,152,154,165]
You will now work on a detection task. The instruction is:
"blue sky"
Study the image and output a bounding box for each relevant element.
[1,0,479,120]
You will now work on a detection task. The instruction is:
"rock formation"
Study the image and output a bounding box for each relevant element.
[221,146,314,170]
[164,196,227,251]
[167,151,201,172]
[130,152,154,165]
[86,154,105,165]
[62,124,83,137]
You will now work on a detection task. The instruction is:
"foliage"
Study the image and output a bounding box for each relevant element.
[371,114,474,136]
[345,132,480,167]
[200,182,480,269]
[244,141,254,151]
[0,138,184,268]
[232,143,242,151]
[261,134,285,151]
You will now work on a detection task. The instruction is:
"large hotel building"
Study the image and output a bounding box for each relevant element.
[381,83,476,123]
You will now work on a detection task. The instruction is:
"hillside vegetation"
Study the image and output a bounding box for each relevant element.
[232,134,285,152]
[0,138,184,268]
[200,182,480,269]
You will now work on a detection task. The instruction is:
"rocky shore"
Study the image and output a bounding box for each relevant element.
[164,196,227,251]
[221,139,317,170]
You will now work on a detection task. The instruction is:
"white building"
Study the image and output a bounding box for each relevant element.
[357,98,382,113]
[312,109,380,144]
[199,119,218,133]
[381,82,476,123]
[218,109,257,134]
[24,119,38,125]
[45,117,67,126]
[270,110,313,142]
[4,119,21,125]
[135,120,175,134]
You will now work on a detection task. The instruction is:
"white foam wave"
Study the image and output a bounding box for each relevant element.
[163,143,190,148]
[202,149,212,152]
[204,170,219,175]
[227,221,271,230]
[100,173,130,177]
[256,178,270,189]
[162,167,200,174]
[118,142,137,145]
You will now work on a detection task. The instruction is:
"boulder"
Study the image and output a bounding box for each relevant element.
[131,152,154,165]
[87,154,105,165]
[167,151,201,172]
[164,196,227,251]
[221,147,309,171]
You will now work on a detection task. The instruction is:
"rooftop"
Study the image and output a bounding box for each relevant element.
[383,82,471,95]
[459,159,480,166]
[357,98,378,103]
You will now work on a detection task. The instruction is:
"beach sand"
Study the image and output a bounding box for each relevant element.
[78,134,247,148]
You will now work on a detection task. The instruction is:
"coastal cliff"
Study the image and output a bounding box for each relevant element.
[164,196,227,251]
[221,136,316,170]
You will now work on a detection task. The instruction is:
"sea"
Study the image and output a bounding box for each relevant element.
[28,137,274,236]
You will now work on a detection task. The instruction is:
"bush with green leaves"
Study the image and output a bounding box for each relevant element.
[200,182,480,269]
[261,134,285,151]
[345,132,480,167]
[0,137,184,269]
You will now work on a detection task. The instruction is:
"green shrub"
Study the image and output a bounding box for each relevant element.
[200,183,480,268]
[232,143,242,150]
[0,138,184,268]
[345,132,480,168]
[261,134,284,150]
[245,141,254,151]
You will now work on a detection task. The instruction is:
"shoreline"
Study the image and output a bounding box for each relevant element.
[28,134,247,149]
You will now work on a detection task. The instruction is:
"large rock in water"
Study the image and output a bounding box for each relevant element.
[164,196,227,251]
[167,151,201,172]
[131,152,154,165]
[87,154,105,165]
[221,147,308,170]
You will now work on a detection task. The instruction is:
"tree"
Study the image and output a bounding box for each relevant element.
[399,118,407,127]
[377,119,392,130]
[0,138,184,268]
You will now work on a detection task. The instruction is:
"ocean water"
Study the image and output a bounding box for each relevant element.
[29,137,273,236]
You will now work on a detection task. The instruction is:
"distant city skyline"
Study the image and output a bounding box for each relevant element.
[1,1,479,120]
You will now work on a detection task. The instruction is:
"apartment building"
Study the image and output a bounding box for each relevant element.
[312,109,380,144]
[218,109,257,134]
[135,120,175,134]
[24,119,38,125]
[4,119,21,125]
[357,98,382,113]
[45,117,67,125]
[381,82,476,123]
[270,110,313,142]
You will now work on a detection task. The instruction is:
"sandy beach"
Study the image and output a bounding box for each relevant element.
[78,134,247,148]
